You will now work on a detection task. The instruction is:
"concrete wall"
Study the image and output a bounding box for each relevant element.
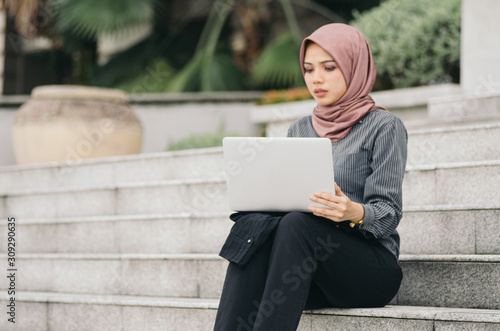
[461,0,500,95]
[0,92,261,166]
[0,10,5,94]
[426,0,500,122]
[0,107,16,165]
[130,94,261,154]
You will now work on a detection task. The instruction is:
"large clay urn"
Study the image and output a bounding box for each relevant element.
[12,85,143,164]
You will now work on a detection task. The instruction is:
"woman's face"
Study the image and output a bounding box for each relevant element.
[303,42,347,106]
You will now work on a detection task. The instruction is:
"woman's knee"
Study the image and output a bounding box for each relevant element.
[274,212,313,239]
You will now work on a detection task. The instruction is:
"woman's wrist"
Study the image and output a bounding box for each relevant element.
[351,201,365,222]
[349,202,365,228]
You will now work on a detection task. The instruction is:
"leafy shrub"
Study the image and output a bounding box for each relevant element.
[351,0,461,90]
[167,124,240,151]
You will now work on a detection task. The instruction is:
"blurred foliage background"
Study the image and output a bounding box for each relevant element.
[3,0,460,94]
[352,0,461,90]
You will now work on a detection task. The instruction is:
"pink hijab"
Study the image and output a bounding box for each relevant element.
[300,23,384,141]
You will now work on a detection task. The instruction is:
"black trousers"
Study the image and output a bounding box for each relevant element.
[213,212,403,331]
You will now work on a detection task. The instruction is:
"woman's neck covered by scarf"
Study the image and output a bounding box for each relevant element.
[300,24,385,141]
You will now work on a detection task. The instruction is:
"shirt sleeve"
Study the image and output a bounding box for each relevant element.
[287,119,299,137]
[359,117,408,239]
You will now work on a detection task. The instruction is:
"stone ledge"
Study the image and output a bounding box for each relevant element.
[371,84,462,109]
[307,305,500,323]
[428,91,500,121]
[8,204,499,225]
[117,177,226,189]
[14,252,500,263]
[13,211,231,225]
[0,91,264,109]
[407,120,500,135]
[1,176,227,196]
[405,159,500,171]
[398,254,500,263]
[15,253,225,261]
[403,204,500,212]
[128,91,263,105]
[3,159,498,196]
[1,291,219,309]
[1,291,499,323]
[0,147,224,173]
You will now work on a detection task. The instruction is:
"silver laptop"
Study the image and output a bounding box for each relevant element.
[222,137,334,212]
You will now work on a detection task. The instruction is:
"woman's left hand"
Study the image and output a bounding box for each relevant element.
[308,182,364,223]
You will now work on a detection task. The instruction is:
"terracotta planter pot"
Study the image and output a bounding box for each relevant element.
[12,85,143,165]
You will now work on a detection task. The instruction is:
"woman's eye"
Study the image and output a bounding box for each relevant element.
[325,66,336,71]
[304,68,313,73]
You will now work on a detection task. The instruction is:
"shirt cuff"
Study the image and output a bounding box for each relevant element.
[359,203,375,232]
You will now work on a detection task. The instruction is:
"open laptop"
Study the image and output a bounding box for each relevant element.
[222,137,334,212]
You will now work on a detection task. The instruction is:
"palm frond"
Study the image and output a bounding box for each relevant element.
[51,0,156,39]
[115,58,175,93]
[166,53,203,92]
[202,52,245,91]
[252,32,304,88]
[166,2,244,92]
[166,50,244,92]
[278,0,302,42]
[291,0,345,23]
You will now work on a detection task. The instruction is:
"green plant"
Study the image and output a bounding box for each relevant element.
[115,58,175,93]
[351,0,461,90]
[4,0,158,85]
[167,125,240,151]
[52,0,156,39]
[92,31,169,88]
[252,32,304,89]
[166,2,245,92]
[166,0,341,92]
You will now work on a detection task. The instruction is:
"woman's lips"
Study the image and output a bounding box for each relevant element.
[314,88,327,98]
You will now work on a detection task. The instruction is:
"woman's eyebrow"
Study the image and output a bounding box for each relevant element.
[304,60,337,65]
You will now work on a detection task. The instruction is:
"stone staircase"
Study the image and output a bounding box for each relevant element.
[1,121,500,330]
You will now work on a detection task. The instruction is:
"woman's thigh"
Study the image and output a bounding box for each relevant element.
[277,212,402,308]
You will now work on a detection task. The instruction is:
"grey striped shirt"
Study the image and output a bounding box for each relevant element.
[287,109,408,258]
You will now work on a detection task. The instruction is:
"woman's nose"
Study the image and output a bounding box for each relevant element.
[312,71,323,84]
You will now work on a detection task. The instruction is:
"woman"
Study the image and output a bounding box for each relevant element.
[214,23,407,331]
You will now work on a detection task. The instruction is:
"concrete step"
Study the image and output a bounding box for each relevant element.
[406,122,500,166]
[399,205,500,255]
[0,292,219,331]
[1,291,499,331]
[5,253,499,310]
[1,121,499,193]
[396,255,500,310]
[1,177,228,219]
[0,147,225,192]
[0,212,232,254]
[8,253,228,300]
[1,206,498,255]
[403,160,500,207]
[2,160,500,219]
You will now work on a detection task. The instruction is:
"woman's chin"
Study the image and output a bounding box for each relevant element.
[316,99,333,107]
